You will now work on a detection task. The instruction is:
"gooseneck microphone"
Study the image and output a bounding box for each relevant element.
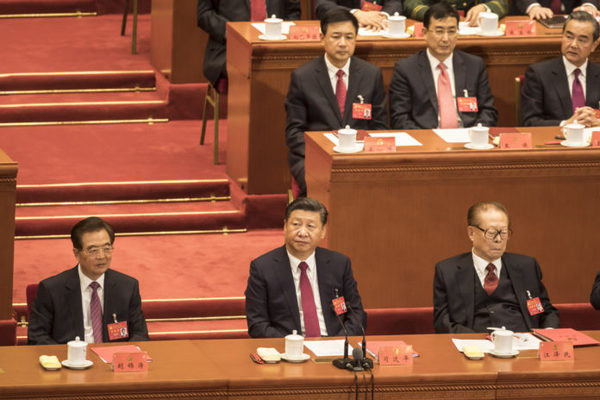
[332,307,352,370]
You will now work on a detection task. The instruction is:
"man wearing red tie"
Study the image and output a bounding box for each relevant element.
[433,202,559,334]
[245,197,366,338]
[285,8,387,196]
[389,2,497,129]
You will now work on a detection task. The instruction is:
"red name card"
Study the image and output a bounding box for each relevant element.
[499,132,532,149]
[113,352,148,372]
[289,25,320,40]
[364,136,396,152]
[379,344,413,365]
[505,20,536,36]
[539,341,574,361]
[411,22,423,38]
[592,131,600,147]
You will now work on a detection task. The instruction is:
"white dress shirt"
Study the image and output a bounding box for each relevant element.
[472,251,502,288]
[324,54,351,97]
[563,56,588,99]
[287,250,328,336]
[426,49,463,127]
[78,265,105,343]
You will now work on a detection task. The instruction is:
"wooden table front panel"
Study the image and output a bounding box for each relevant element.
[305,128,600,308]
[0,148,17,321]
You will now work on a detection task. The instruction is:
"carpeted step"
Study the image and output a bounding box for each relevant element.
[0,0,96,14]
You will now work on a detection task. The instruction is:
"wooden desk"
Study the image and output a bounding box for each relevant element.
[226,18,594,194]
[305,127,600,308]
[1,333,600,399]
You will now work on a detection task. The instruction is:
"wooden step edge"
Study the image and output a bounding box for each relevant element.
[18,179,230,189]
[0,87,157,96]
[0,11,97,19]
[17,196,232,207]
[0,117,169,127]
[15,227,248,240]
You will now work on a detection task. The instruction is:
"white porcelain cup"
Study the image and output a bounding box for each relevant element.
[285,330,304,358]
[478,12,499,34]
[338,126,357,150]
[388,12,406,35]
[469,123,489,147]
[67,336,88,365]
[491,329,514,354]
[563,123,586,144]
[264,15,283,38]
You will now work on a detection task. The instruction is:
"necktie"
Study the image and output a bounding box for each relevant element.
[89,282,103,343]
[550,0,562,14]
[336,69,347,119]
[484,264,499,296]
[437,63,458,129]
[572,68,585,112]
[250,0,266,21]
[298,262,321,337]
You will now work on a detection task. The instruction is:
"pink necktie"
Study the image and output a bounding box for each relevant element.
[90,282,103,343]
[484,264,498,295]
[437,63,458,129]
[250,0,266,21]
[299,262,321,337]
[572,68,585,112]
[336,69,347,119]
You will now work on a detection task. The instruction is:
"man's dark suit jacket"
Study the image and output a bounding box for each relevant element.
[245,246,367,338]
[197,0,300,86]
[591,272,600,309]
[389,49,498,129]
[521,57,600,126]
[28,267,149,345]
[314,0,403,19]
[285,55,388,195]
[513,0,599,15]
[433,252,559,333]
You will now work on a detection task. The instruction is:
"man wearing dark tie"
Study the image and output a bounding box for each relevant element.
[314,0,403,31]
[521,11,600,127]
[245,197,366,338]
[389,2,497,129]
[433,202,559,333]
[28,217,149,344]
[285,8,387,196]
[515,0,599,20]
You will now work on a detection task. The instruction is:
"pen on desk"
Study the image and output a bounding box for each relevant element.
[555,135,566,140]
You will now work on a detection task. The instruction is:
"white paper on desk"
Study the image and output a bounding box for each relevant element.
[358,27,386,36]
[324,132,339,146]
[452,334,542,354]
[452,338,494,353]
[251,21,295,35]
[458,21,481,35]
[370,132,422,146]
[304,339,354,357]
[433,128,471,143]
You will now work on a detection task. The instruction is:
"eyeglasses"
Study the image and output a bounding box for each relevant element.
[471,226,511,241]
[83,245,113,256]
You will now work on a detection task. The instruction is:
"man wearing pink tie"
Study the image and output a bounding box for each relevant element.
[389,2,497,129]
[433,202,559,333]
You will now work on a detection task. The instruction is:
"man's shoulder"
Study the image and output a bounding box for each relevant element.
[294,56,325,75]
[39,266,78,289]
[528,57,562,73]
[350,56,381,73]
[454,50,484,67]
[395,50,425,68]
[252,246,287,266]
[502,252,536,265]
[436,252,472,269]
[105,268,139,285]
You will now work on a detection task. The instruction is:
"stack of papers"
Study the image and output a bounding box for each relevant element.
[452,333,542,353]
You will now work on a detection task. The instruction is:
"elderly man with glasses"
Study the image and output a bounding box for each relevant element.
[28,217,149,345]
[433,201,559,333]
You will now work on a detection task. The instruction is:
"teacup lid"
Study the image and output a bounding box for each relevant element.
[68,336,87,347]
[565,122,585,129]
[265,14,282,22]
[389,12,405,20]
[285,330,304,341]
[471,122,488,131]
[338,125,357,134]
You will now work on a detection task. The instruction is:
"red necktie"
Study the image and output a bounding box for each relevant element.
[437,63,458,129]
[572,68,585,112]
[250,0,266,21]
[336,69,347,119]
[484,264,498,296]
[90,282,103,343]
[299,262,321,337]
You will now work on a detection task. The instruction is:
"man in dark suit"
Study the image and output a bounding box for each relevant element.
[521,11,600,127]
[514,0,599,20]
[389,2,497,129]
[285,8,387,196]
[245,197,366,338]
[591,272,600,309]
[28,217,149,345]
[434,202,559,333]
[197,0,300,87]
[315,0,403,31]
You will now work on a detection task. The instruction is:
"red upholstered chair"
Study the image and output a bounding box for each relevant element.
[555,303,600,331]
[200,78,228,165]
[365,307,435,335]
[26,283,39,319]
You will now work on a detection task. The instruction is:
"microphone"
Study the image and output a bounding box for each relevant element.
[351,347,365,371]
[346,303,373,370]
[332,306,352,370]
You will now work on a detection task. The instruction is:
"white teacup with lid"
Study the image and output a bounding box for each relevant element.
[388,12,406,35]
[284,330,304,359]
[264,14,283,38]
[338,125,358,151]
[67,336,88,365]
[563,122,586,145]
[477,12,499,34]
[469,123,489,147]
[491,327,514,354]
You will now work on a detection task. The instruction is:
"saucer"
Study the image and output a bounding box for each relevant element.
[258,34,286,41]
[477,29,504,37]
[281,353,310,363]
[333,143,364,153]
[464,143,494,150]
[489,349,519,358]
[61,359,93,369]
[381,31,410,39]
[561,140,589,148]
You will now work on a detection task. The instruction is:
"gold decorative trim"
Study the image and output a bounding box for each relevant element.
[0,87,156,95]
[148,328,247,335]
[146,315,246,322]
[18,178,229,188]
[0,11,97,18]
[0,100,163,108]
[16,210,241,220]
[15,227,247,240]
[0,117,168,127]
[17,196,231,207]
[0,70,155,77]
